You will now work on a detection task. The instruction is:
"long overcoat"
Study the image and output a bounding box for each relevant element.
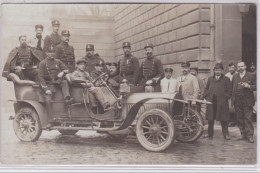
[203,75,232,121]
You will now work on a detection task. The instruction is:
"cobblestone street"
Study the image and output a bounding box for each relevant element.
[0,113,257,165]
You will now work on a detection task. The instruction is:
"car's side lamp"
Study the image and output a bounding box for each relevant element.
[120,79,130,94]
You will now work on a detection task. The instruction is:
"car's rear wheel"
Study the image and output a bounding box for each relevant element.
[136,109,176,152]
[13,107,42,142]
[58,130,78,135]
[175,107,204,143]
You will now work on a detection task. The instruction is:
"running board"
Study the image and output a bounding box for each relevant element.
[49,126,119,131]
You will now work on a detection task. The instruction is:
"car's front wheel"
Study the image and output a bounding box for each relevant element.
[136,109,176,152]
[13,107,42,142]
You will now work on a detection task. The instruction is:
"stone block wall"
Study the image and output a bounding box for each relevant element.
[114,4,211,78]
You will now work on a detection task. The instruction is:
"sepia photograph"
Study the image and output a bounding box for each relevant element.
[0,1,258,172]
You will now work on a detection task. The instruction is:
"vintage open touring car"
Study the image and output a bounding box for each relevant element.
[2,69,210,152]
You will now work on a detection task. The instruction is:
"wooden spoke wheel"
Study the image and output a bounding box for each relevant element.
[136,109,176,152]
[175,107,204,143]
[13,107,42,142]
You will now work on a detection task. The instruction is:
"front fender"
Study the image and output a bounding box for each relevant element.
[13,100,47,127]
[116,96,173,131]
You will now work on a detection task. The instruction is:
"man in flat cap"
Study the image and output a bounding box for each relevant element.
[118,42,139,86]
[138,43,164,92]
[160,68,179,93]
[82,44,109,73]
[27,24,44,51]
[204,63,232,140]
[231,61,256,143]
[177,62,200,100]
[55,30,75,73]
[70,59,111,112]
[43,20,62,56]
[3,35,43,81]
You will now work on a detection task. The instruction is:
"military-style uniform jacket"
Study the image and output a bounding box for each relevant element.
[82,54,109,73]
[139,56,164,84]
[38,58,68,87]
[118,54,139,85]
[43,33,62,55]
[55,41,75,73]
[2,46,43,80]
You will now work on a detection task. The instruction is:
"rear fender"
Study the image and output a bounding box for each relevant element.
[13,100,47,127]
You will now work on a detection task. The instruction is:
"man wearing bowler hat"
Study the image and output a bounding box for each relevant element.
[177,62,200,100]
[203,63,232,140]
[43,20,62,56]
[138,43,164,92]
[55,30,75,73]
[82,44,109,73]
[118,42,140,85]
[28,24,44,51]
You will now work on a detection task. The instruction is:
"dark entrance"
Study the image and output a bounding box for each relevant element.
[242,4,257,71]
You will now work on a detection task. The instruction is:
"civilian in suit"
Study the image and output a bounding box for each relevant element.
[231,61,256,143]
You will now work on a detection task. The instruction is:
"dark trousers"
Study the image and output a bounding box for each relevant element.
[234,96,254,138]
[88,87,108,109]
[208,95,229,137]
[15,68,38,81]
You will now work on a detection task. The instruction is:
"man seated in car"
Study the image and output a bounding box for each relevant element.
[70,59,111,113]
[6,35,43,81]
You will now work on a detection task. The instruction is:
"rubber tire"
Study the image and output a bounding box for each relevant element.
[136,109,176,152]
[58,130,78,135]
[13,107,42,142]
[176,108,204,143]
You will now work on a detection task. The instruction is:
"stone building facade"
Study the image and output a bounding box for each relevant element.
[113,4,256,79]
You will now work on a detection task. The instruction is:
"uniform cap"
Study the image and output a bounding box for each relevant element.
[122,42,131,48]
[86,44,94,50]
[95,60,104,66]
[190,67,198,72]
[164,68,173,73]
[144,43,154,49]
[46,46,55,53]
[35,24,44,30]
[61,30,70,36]
[110,62,118,67]
[51,20,60,26]
[214,63,224,70]
[181,62,190,68]
[76,59,87,65]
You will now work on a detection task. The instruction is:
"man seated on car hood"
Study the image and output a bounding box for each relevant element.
[70,59,111,113]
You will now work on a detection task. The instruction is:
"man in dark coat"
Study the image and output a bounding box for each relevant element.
[118,42,140,85]
[137,43,164,92]
[43,20,62,56]
[204,63,232,140]
[55,30,75,73]
[2,35,43,81]
[82,44,109,73]
[231,61,256,143]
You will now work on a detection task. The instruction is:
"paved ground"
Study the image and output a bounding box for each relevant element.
[0,111,257,166]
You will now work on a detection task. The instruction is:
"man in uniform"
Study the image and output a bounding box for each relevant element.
[27,24,44,51]
[138,43,164,92]
[43,20,62,56]
[108,62,120,94]
[177,62,200,100]
[231,62,256,143]
[5,35,43,81]
[82,44,109,73]
[118,42,139,85]
[38,47,73,128]
[55,30,75,73]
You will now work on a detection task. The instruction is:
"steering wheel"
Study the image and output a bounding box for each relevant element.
[93,73,110,87]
